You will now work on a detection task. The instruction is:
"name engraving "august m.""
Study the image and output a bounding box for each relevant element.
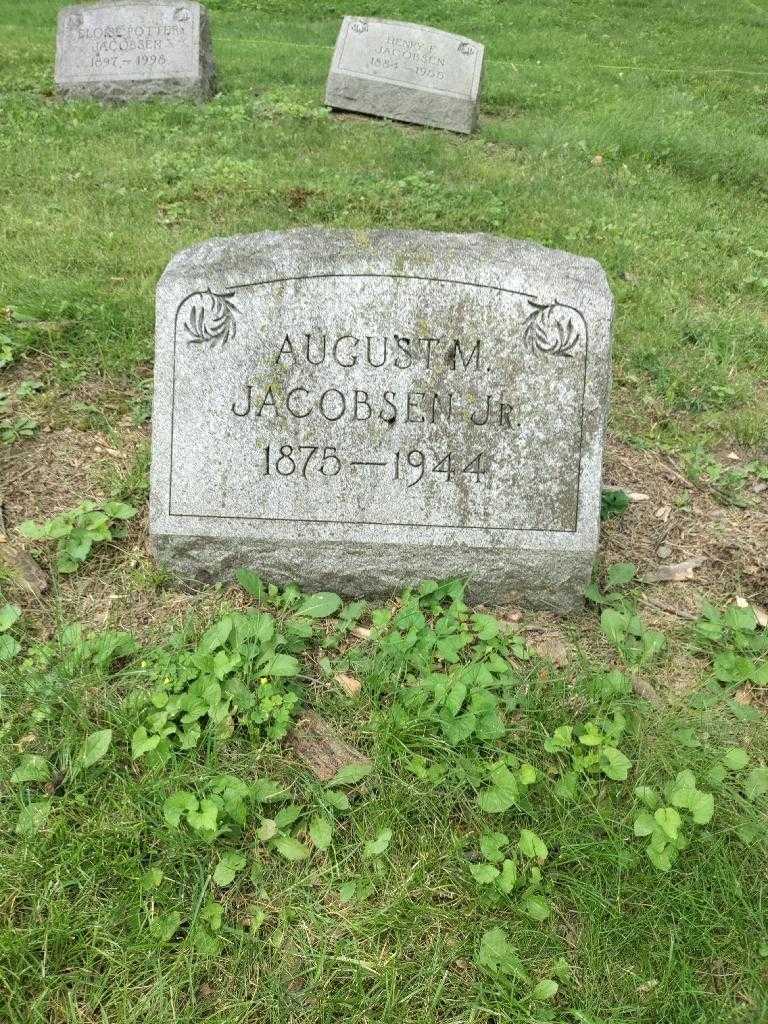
[230,331,514,427]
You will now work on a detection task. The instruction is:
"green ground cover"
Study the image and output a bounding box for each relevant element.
[1,1,767,1022]
[2,574,767,1023]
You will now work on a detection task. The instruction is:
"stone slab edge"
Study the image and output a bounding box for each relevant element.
[150,229,613,611]
[325,17,484,134]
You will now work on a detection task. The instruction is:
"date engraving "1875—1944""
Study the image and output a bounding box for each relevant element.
[260,444,488,487]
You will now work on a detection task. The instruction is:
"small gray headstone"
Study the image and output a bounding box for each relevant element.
[325,17,484,134]
[55,1,215,102]
[150,229,613,610]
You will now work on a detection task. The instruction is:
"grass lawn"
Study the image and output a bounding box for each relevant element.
[1,1,767,1022]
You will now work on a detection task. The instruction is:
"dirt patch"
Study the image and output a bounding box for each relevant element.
[51,561,239,640]
[601,437,768,611]
[1,362,257,642]
[285,186,316,210]
[654,652,707,699]
[2,356,148,526]
[285,711,371,781]
[4,424,142,523]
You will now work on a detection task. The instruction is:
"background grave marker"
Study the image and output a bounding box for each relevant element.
[55,1,215,102]
[325,17,484,133]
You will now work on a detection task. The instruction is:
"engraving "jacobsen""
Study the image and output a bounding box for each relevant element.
[232,386,514,427]
[230,330,515,427]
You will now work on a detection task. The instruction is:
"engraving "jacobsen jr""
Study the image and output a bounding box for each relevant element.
[230,331,515,428]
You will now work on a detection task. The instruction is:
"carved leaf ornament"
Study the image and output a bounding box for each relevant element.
[523,301,585,357]
[182,289,239,348]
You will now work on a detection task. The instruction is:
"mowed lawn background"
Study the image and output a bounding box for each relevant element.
[2,0,767,451]
[1,2,768,1024]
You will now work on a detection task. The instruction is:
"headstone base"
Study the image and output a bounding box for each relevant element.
[326,72,478,135]
[151,531,595,612]
[56,74,215,102]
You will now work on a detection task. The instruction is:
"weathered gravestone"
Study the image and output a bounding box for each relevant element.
[150,229,613,610]
[55,1,215,102]
[325,17,484,134]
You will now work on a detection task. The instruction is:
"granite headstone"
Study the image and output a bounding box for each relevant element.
[325,17,484,134]
[55,1,215,101]
[150,229,613,610]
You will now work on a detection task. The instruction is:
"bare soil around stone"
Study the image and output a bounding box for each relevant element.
[4,369,766,699]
